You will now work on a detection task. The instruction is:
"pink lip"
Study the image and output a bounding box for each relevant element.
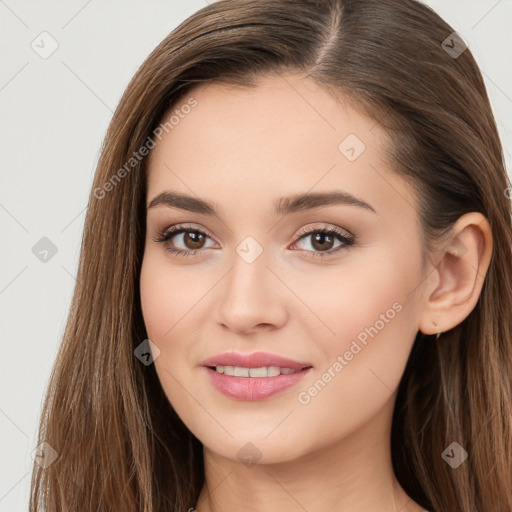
[201,351,312,370]
[201,351,314,401]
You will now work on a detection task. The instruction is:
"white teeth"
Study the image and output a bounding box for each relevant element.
[249,367,267,377]
[214,365,298,377]
[267,366,280,377]
[234,366,249,377]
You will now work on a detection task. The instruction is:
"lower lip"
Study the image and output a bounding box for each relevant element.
[204,366,313,400]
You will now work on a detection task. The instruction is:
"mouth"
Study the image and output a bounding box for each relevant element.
[202,352,314,400]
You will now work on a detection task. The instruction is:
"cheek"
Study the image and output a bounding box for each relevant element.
[299,250,421,387]
[139,250,200,341]
[139,249,218,383]
[140,259,171,341]
[294,248,423,421]
[295,246,421,353]
[139,252,200,411]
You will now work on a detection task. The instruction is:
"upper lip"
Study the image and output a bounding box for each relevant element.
[202,351,313,370]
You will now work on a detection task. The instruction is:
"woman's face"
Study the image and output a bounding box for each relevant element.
[140,73,431,464]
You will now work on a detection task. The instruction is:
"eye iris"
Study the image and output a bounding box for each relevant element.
[184,231,206,249]
[311,232,334,251]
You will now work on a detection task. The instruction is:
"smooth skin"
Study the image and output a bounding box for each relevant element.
[139,73,492,512]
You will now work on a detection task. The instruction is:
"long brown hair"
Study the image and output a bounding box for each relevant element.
[29,0,512,510]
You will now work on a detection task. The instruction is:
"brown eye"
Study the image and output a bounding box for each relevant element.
[292,227,355,258]
[182,231,207,250]
[310,232,336,251]
[153,226,215,256]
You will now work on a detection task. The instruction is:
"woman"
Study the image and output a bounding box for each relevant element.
[29,0,512,511]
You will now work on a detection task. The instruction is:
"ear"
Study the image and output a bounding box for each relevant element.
[418,212,493,336]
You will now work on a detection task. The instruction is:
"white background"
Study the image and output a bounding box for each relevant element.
[1,1,511,510]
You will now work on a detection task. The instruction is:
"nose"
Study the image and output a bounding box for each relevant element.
[215,250,288,335]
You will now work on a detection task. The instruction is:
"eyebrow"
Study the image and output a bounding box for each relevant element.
[146,190,377,216]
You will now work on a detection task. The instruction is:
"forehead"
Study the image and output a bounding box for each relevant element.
[145,73,415,222]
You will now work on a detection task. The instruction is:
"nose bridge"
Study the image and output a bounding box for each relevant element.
[215,235,286,333]
[225,237,271,302]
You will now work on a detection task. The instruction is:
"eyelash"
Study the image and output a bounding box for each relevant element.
[152,224,355,259]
